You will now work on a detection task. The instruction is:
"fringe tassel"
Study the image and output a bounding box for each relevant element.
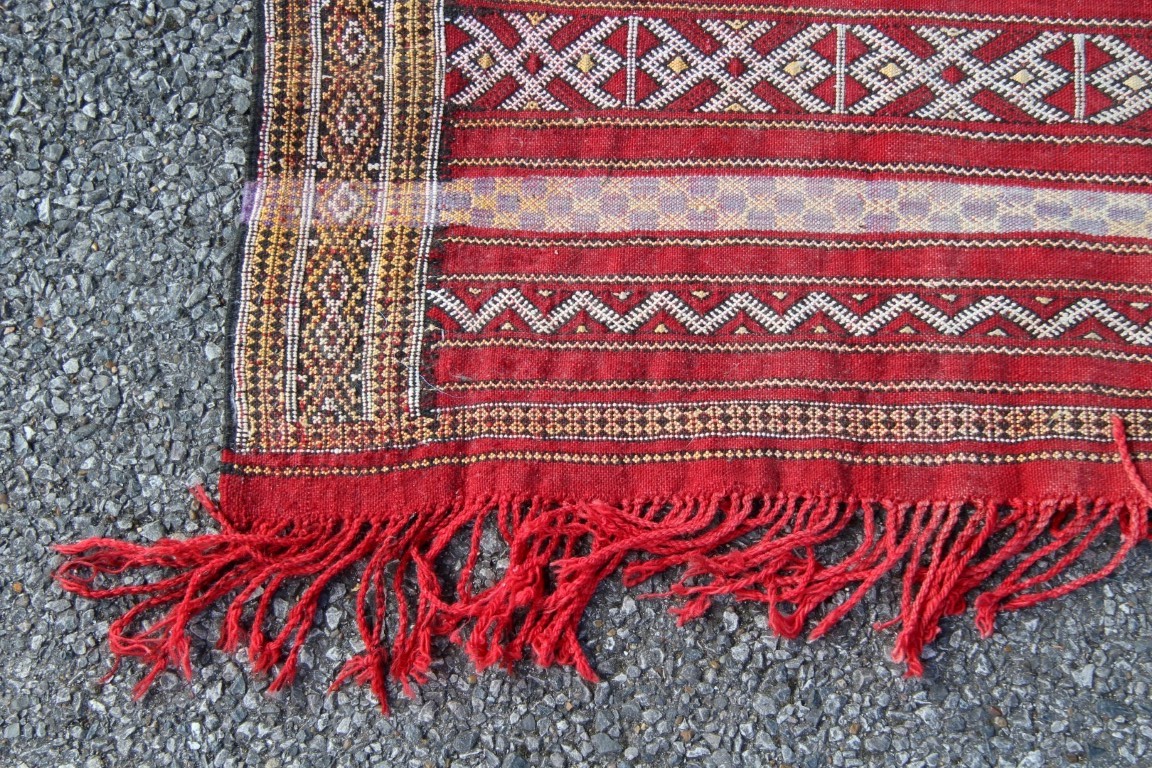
[55,471,1150,712]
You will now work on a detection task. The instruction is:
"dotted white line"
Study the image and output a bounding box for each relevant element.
[282,0,325,424]
[360,0,400,422]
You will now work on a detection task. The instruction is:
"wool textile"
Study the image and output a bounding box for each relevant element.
[55,0,1152,712]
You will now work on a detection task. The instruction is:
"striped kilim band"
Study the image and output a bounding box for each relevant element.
[57,0,1152,713]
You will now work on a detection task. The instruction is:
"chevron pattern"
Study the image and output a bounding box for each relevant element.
[427,288,1152,344]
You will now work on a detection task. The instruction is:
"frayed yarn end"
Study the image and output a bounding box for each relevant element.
[53,484,1150,712]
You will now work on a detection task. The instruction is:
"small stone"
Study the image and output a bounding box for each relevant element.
[140,522,165,542]
[722,610,739,633]
[1072,664,1095,688]
[101,387,122,409]
[1017,751,1045,768]
[591,734,622,755]
[916,705,942,728]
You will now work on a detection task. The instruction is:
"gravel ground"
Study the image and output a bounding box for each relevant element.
[4,2,1152,767]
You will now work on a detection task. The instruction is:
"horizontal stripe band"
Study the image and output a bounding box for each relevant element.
[442,232,1152,254]
[428,288,1152,345]
[452,116,1152,146]
[223,448,1135,476]
[434,338,1152,362]
[450,157,1152,186]
[434,400,1152,443]
[439,175,1152,238]
[252,176,1152,238]
[436,377,1152,398]
[466,0,1152,27]
[437,273,1151,293]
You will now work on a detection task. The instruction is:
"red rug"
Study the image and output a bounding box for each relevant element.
[57,0,1152,712]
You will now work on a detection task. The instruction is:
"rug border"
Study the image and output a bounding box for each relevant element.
[221,0,268,454]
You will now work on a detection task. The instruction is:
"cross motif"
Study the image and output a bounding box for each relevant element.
[638,19,782,112]
[449,14,625,111]
[1091,35,1152,124]
[850,26,1071,122]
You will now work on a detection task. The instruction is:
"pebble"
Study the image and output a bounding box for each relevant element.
[591,733,622,755]
[722,609,739,633]
[1072,664,1095,689]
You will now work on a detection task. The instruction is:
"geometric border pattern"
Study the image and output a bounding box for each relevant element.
[232,0,444,452]
[449,10,1152,125]
[427,287,1152,345]
[434,400,1152,443]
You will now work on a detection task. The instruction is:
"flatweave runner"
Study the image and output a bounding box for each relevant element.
[56,0,1152,712]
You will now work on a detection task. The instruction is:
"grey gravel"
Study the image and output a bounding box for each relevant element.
[4,1,1152,767]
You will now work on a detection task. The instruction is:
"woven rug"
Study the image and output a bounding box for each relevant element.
[57,0,1152,711]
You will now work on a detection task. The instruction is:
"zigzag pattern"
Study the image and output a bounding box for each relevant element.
[427,288,1152,344]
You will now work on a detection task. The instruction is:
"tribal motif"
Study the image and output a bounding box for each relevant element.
[427,287,1152,346]
[450,13,627,110]
[446,11,1152,125]
[232,0,446,452]
[635,18,833,113]
[231,1,1152,456]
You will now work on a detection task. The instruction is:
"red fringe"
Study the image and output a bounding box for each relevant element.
[53,487,1148,713]
[51,412,1152,714]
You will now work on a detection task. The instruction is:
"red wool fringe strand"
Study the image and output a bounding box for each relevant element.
[53,417,1152,713]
